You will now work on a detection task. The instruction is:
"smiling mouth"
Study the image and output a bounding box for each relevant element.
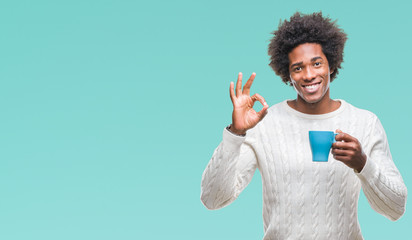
[302,82,321,90]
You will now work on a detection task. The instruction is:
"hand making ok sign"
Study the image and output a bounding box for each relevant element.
[228,72,269,135]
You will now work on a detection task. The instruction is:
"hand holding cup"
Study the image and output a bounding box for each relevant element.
[331,130,367,172]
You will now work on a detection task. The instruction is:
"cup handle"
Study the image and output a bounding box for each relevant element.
[333,133,338,143]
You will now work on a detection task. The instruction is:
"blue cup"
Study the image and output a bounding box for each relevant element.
[309,131,337,162]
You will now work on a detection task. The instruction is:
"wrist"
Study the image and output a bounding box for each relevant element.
[227,124,246,136]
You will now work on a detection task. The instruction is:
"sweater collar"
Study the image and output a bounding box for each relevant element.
[282,99,347,120]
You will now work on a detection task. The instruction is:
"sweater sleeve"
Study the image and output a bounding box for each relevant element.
[356,116,407,221]
[200,128,258,210]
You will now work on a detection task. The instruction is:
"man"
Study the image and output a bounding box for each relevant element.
[200,12,407,239]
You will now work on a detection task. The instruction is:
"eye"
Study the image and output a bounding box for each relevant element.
[293,66,302,72]
[314,62,321,67]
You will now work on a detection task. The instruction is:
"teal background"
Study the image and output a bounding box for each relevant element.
[1,0,411,239]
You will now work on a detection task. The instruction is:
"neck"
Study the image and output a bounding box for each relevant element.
[288,90,340,114]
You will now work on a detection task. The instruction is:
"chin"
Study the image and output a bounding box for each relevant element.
[304,98,321,104]
[301,94,324,104]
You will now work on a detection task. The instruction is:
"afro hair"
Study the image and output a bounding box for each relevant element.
[268,12,348,85]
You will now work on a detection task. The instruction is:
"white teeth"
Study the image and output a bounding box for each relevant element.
[304,83,319,89]
[305,85,316,89]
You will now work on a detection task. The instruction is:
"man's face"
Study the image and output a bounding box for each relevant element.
[288,43,332,104]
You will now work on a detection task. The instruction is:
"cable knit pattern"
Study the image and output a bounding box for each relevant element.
[278,121,292,237]
[293,119,305,240]
[201,100,407,240]
[325,159,336,239]
[338,167,349,240]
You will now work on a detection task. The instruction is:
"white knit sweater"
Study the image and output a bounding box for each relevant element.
[201,100,407,240]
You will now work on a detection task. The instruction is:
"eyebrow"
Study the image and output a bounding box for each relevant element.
[290,56,323,69]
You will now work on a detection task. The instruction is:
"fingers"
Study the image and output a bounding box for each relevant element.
[251,93,269,119]
[332,130,359,158]
[332,129,366,172]
[335,130,358,143]
[231,72,264,107]
[235,72,242,96]
[332,148,354,157]
[251,93,267,105]
[333,130,360,152]
[333,154,351,162]
[332,148,367,172]
[332,141,358,151]
[332,148,358,163]
[332,134,363,162]
[257,105,269,119]
[229,81,235,102]
[242,72,256,95]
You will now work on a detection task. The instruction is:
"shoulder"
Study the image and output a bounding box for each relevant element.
[261,100,293,124]
[246,101,288,136]
[340,100,378,122]
[266,100,290,116]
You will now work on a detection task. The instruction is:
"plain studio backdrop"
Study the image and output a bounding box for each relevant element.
[0,0,411,239]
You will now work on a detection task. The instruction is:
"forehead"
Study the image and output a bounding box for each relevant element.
[288,43,327,65]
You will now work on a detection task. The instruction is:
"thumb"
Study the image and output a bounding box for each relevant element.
[257,104,269,120]
[335,129,343,134]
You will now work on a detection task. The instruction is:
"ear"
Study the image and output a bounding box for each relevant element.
[330,68,335,74]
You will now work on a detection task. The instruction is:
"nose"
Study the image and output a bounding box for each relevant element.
[303,66,316,81]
